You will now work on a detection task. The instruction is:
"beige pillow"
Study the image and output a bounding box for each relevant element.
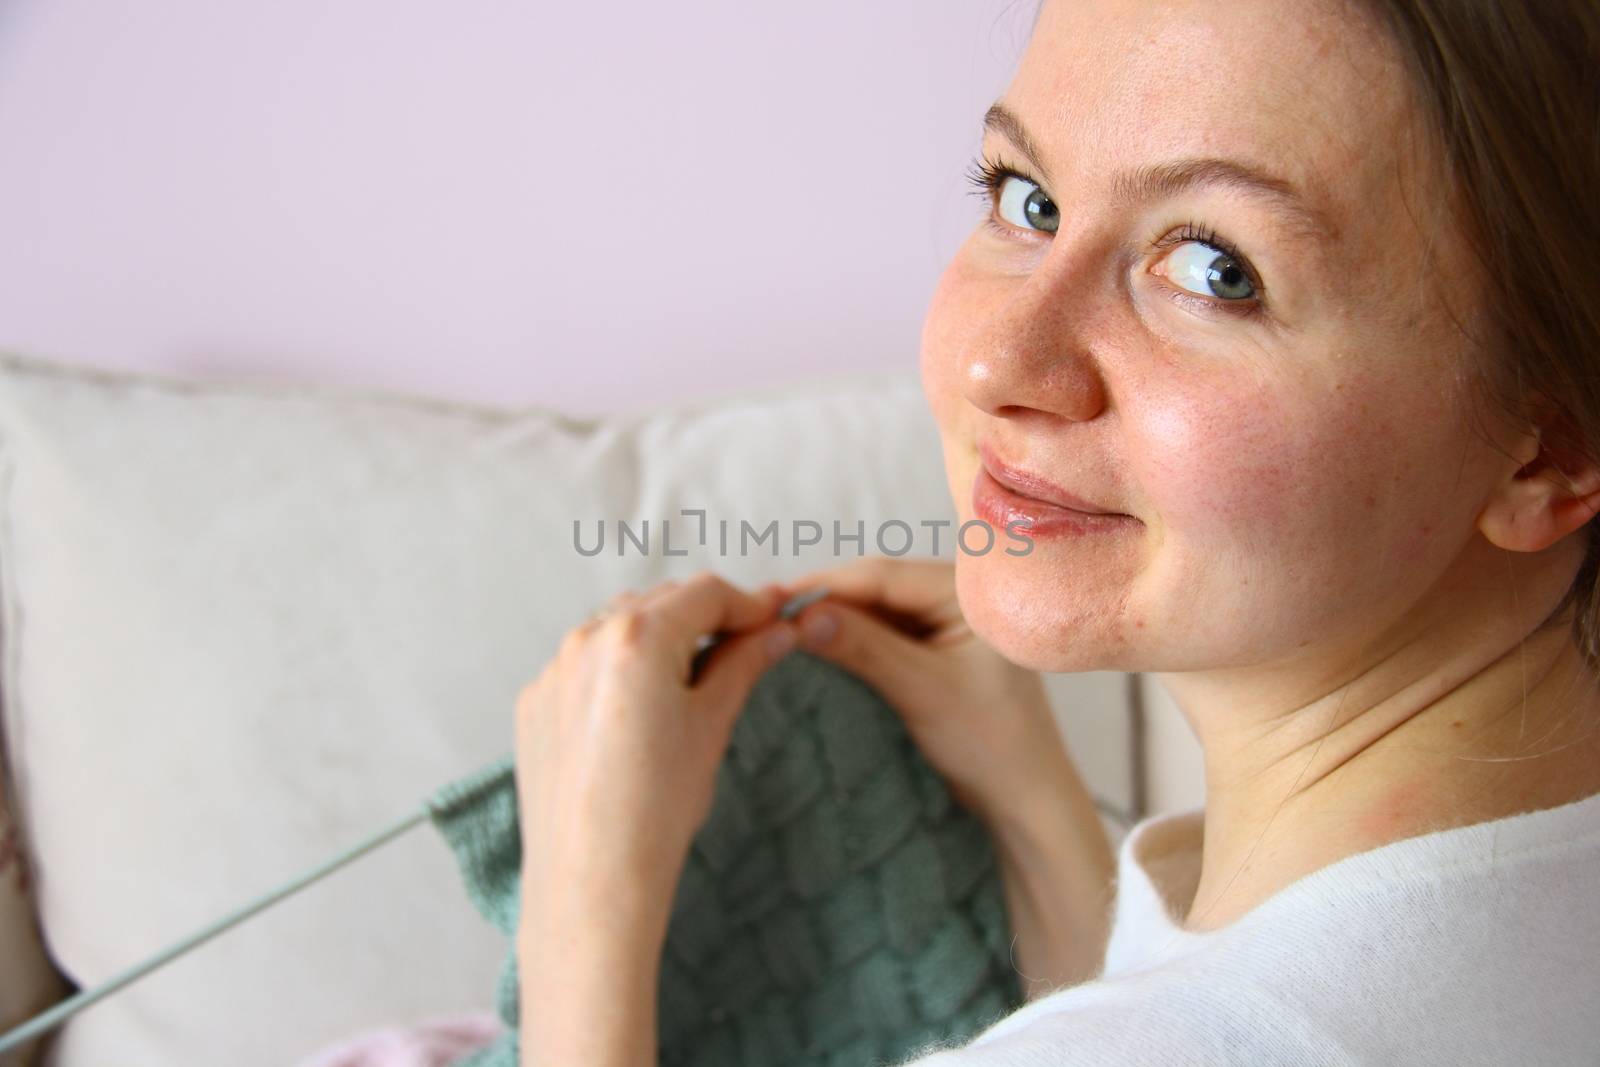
[0,350,1135,1066]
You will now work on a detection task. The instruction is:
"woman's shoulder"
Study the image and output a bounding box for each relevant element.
[888,974,1349,1066]
[896,789,1600,1065]
[1112,784,1600,962]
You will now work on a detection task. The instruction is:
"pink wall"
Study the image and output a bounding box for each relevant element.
[0,1,1037,416]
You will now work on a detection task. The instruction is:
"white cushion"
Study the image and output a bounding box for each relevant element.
[0,351,1134,1066]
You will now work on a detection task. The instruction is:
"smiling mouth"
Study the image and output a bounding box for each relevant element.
[972,466,1138,539]
[975,441,1126,516]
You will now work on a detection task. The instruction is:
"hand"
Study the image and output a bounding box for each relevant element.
[776,557,1118,997]
[513,571,800,933]
[772,556,1067,827]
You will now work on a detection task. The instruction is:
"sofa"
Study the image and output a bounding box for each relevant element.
[0,351,1204,1066]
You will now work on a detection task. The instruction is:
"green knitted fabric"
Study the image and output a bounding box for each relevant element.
[426,649,1025,1067]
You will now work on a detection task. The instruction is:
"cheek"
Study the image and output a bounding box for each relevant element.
[1132,375,1449,623]
[1135,388,1302,537]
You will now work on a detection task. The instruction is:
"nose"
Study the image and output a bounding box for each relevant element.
[958,268,1111,424]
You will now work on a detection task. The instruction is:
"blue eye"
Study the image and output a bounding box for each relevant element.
[994,173,1059,233]
[965,153,1269,317]
[1161,242,1256,301]
[1150,221,1266,316]
[965,154,1058,234]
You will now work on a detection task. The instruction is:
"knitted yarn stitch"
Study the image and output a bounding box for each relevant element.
[427,649,1025,1067]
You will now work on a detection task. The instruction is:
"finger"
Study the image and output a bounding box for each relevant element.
[776,557,960,634]
[632,578,681,608]
[605,588,646,611]
[685,585,811,685]
[791,598,933,708]
[579,587,645,634]
[692,620,799,728]
[649,571,784,663]
[579,580,678,640]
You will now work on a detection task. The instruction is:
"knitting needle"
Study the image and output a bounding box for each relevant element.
[0,803,433,1055]
[688,585,829,684]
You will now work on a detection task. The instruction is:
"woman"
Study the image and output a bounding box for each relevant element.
[511,0,1600,1062]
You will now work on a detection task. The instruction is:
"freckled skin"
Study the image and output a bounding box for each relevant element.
[919,0,1600,932]
[919,0,1502,677]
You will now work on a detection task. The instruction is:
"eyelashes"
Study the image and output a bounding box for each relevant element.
[963,152,1045,241]
[962,152,1025,208]
[962,151,1269,318]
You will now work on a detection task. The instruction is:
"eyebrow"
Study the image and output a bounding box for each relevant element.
[982,102,1333,242]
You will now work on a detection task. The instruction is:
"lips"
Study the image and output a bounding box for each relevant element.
[976,441,1125,516]
[972,466,1137,539]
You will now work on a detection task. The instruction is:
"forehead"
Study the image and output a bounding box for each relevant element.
[1012,0,1426,244]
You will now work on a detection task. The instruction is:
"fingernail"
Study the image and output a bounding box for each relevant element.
[801,609,836,647]
[766,626,798,661]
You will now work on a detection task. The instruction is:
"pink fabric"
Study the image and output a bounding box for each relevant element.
[293,1011,504,1067]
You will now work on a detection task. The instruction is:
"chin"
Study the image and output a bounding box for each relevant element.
[953,547,1141,674]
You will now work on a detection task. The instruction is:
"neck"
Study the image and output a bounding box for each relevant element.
[1157,538,1600,933]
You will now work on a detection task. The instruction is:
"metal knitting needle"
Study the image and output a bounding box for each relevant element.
[0,803,432,1056]
[688,585,829,684]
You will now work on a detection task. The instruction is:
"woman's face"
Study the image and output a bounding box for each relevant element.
[923,0,1509,674]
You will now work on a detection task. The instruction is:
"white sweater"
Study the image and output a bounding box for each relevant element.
[901,788,1600,1066]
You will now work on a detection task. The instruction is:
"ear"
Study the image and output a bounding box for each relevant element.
[1477,411,1600,552]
